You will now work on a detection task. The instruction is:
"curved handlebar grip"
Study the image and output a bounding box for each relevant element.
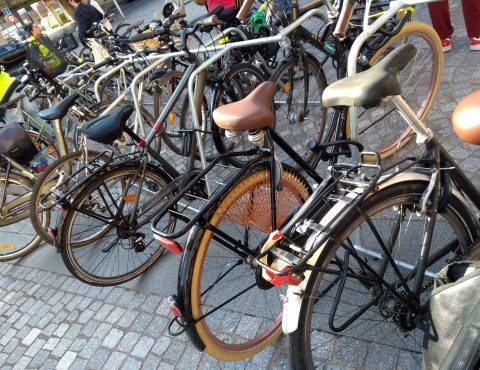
[236,0,255,21]
[200,15,218,27]
[129,30,155,43]
[333,0,357,40]
[93,58,113,70]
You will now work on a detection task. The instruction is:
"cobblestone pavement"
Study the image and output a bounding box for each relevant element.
[1,1,480,369]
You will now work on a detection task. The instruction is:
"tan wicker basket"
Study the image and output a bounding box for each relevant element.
[132,38,163,50]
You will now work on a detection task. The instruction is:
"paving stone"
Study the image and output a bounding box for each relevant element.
[81,320,100,337]
[246,346,274,369]
[24,338,46,357]
[69,337,87,352]
[5,344,27,364]
[21,327,42,346]
[65,295,84,312]
[78,338,100,359]
[104,287,124,304]
[78,308,95,324]
[65,323,83,340]
[66,310,80,322]
[51,338,74,357]
[103,328,124,349]
[43,337,60,351]
[107,351,128,370]
[145,316,169,337]
[332,336,368,368]
[0,328,17,346]
[163,340,186,363]
[77,297,93,311]
[68,357,89,370]
[95,286,114,301]
[130,312,153,332]
[122,357,142,370]
[140,295,162,313]
[105,307,126,325]
[54,323,70,337]
[94,303,114,321]
[118,332,142,353]
[116,291,138,308]
[117,310,139,329]
[56,350,77,370]
[11,355,31,370]
[86,347,110,368]
[42,323,58,337]
[93,322,113,340]
[157,362,174,370]
[151,336,171,356]
[41,358,57,370]
[2,337,19,354]
[177,346,203,369]
[198,354,221,370]
[131,336,155,358]
[364,344,399,370]
[36,312,55,329]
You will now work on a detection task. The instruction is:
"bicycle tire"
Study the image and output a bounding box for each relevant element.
[355,22,443,159]
[288,180,478,369]
[210,63,266,167]
[185,166,311,360]
[269,54,328,168]
[30,150,108,245]
[0,171,47,261]
[152,70,212,159]
[59,164,175,286]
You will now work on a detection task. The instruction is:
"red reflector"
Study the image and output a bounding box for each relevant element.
[167,295,182,317]
[153,234,183,253]
[271,230,284,241]
[47,228,56,239]
[264,264,301,286]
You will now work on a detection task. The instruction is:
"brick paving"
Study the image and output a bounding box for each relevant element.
[1,1,480,369]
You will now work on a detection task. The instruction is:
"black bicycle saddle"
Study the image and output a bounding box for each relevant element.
[39,93,80,120]
[81,104,134,144]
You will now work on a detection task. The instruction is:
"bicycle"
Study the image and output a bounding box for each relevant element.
[254,43,480,369]
[230,0,442,165]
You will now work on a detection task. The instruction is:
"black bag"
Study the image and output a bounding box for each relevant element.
[0,122,38,164]
[26,35,68,78]
[423,261,480,370]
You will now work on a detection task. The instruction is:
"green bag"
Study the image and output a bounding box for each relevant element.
[423,261,480,370]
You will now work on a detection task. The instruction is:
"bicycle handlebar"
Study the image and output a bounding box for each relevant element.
[236,0,255,21]
[333,0,357,40]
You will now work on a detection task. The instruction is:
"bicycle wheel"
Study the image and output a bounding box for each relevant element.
[30,150,108,246]
[0,171,47,261]
[289,181,479,369]
[98,68,134,102]
[186,166,311,360]
[152,70,214,160]
[210,63,266,167]
[59,164,175,286]
[355,22,443,159]
[269,54,328,167]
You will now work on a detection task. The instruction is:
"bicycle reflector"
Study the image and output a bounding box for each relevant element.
[153,234,183,254]
[167,295,182,317]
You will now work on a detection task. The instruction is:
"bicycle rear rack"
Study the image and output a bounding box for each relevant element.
[255,153,384,283]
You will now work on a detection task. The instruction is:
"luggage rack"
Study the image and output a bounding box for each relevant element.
[151,148,269,239]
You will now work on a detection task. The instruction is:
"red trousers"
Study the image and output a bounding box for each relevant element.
[428,0,480,39]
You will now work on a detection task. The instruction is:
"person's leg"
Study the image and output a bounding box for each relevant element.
[461,0,480,38]
[428,0,454,40]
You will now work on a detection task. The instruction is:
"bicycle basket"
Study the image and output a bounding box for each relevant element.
[26,36,68,79]
[0,122,38,164]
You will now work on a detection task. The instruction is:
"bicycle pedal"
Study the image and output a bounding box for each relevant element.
[153,234,183,254]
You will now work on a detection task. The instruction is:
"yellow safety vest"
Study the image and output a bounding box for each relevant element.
[0,71,17,104]
[28,36,62,69]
